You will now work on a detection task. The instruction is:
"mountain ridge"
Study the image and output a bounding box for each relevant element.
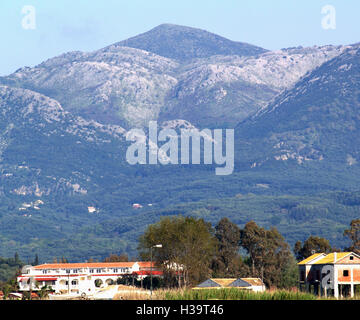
[235,44,360,168]
[0,24,348,128]
[113,23,268,61]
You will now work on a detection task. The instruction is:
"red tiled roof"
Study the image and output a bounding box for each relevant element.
[137,261,157,268]
[33,262,136,269]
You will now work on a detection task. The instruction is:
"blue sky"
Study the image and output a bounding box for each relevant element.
[0,0,359,75]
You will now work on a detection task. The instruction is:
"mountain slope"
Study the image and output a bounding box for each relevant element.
[0,84,130,196]
[114,23,267,61]
[235,44,360,167]
[1,47,178,128]
[160,45,346,127]
[1,38,346,129]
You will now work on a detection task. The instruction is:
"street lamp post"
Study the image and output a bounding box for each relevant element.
[150,244,162,299]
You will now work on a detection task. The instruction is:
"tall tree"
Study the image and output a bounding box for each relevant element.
[138,215,217,287]
[240,221,266,276]
[344,219,360,254]
[14,252,20,265]
[212,218,241,277]
[294,236,332,261]
[33,254,39,266]
[240,221,295,288]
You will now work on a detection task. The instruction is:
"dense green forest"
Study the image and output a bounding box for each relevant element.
[0,160,360,262]
[0,175,360,262]
[0,254,23,284]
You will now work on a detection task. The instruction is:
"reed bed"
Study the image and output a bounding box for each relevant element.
[155,288,318,300]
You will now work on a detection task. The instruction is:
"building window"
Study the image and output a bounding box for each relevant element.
[42,270,48,274]
[113,269,118,273]
[343,270,349,277]
[71,280,78,286]
[96,269,102,273]
[66,269,70,274]
[350,256,354,260]
[73,269,78,273]
[90,269,94,273]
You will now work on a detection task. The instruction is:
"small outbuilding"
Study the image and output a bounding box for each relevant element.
[194,278,265,292]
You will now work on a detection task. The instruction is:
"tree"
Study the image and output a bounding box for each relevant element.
[1,278,19,299]
[52,257,68,263]
[103,253,129,262]
[240,221,266,276]
[138,215,217,288]
[294,236,332,261]
[38,285,53,300]
[240,221,295,288]
[261,227,296,288]
[344,219,360,254]
[212,218,241,277]
[294,241,303,261]
[60,257,68,263]
[14,253,20,265]
[33,254,39,266]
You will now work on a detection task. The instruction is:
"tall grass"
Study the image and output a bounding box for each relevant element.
[157,288,317,300]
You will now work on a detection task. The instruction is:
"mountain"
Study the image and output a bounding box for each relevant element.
[0,25,360,261]
[235,44,360,168]
[159,45,347,127]
[0,24,346,128]
[0,84,229,260]
[1,47,179,128]
[0,85,137,259]
[0,84,134,203]
[114,24,267,61]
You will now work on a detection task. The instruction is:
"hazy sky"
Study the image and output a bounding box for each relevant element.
[1,0,359,75]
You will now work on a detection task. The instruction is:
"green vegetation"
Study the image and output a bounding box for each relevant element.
[0,29,359,269]
[138,216,297,289]
[161,288,317,300]
[344,219,360,254]
[294,236,334,261]
[0,254,23,283]
[139,216,217,287]
[1,171,359,263]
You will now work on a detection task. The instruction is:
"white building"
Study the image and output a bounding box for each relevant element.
[298,252,360,298]
[87,206,97,213]
[17,261,161,296]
